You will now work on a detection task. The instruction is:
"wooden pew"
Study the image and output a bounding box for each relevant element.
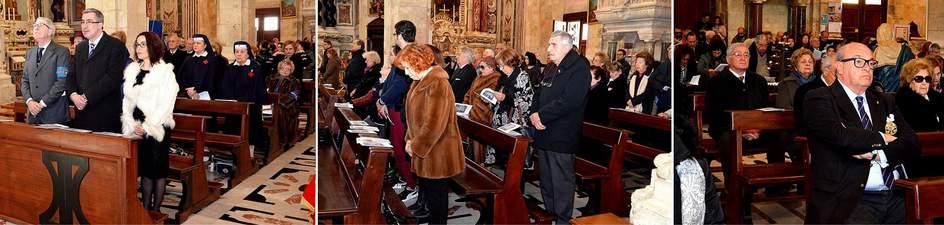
[299,79,315,140]
[725,110,809,224]
[318,86,343,141]
[318,107,394,224]
[168,114,220,222]
[575,122,631,217]
[261,93,285,164]
[451,116,531,224]
[607,109,670,160]
[690,92,718,162]
[895,132,944,224]
[0,122,161,224]
[172,98,256,188]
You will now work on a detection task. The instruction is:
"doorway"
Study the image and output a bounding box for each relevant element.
[256,8,281,44]
[367,18,384,62]
[841,0,887,42]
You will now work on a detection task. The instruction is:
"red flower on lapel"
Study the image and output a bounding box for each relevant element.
[202,59,209,65]
[248,69,255,78]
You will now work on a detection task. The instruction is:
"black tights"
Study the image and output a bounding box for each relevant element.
[141,177,167,211]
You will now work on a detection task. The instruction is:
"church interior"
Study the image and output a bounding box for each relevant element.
[0,0,316,224]
[676,0,944,224]
[317,0,671,224]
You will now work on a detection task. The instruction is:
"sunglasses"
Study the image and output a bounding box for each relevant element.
[913,76,931,83]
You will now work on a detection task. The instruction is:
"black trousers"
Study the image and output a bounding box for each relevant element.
[845,190,906,224]
[419,177,449,225]
[537,148,576,225]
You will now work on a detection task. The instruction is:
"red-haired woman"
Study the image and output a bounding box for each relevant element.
[396,44,465,224]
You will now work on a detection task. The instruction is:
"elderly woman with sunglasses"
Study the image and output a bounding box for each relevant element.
[896,58,944,132]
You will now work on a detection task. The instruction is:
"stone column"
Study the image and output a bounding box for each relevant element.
[383,0,431,64]
[216,0,255,60]
[86,0,147,56]
[789,0,808,41]
[746,0,765,36]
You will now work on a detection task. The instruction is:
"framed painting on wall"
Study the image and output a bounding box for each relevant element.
[336,0,353,25]
[71,0,86,24]
[282,0,297,17]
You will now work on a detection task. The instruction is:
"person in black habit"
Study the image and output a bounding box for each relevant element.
[120,31,179,212]
[67,8,129,133]
[179,34,221,99]
[219,41,270,160]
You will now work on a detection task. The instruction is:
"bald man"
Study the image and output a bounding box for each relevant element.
[803,42,919,224]
[163,33,187,73]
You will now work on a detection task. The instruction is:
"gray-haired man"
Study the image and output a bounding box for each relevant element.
[22,17,71,124]
[529,31,590,225]
[449,47,477,102]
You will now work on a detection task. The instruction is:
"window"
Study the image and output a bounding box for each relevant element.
[264,16,279,31]
[255,18,259,31]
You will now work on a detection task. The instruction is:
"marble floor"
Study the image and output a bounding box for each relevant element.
[435,164,642,224]
[710,153,807,224]
[181,135,316,225]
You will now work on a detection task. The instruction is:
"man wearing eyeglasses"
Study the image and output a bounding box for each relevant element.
[528,31,590,225]
[21,17,70,125]
[803,42,919,224]
[66,8,130,133]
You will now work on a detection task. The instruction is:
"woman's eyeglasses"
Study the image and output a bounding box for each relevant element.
[913,76,931,83]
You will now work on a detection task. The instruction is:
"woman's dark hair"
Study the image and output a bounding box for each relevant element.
[133,32,165,64]
[525,52,542,67]
[394,20,416,43]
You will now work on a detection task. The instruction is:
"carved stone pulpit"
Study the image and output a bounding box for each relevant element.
[595,0,671,60]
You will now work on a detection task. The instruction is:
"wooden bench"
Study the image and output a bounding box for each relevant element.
[725,110,809,224]
[298,79,315,140]
[451,116,532,224]
[575,122,631,217]
[0,122,160,224]
[261,93,285,164]
[894,132,944,224]
[318,107,395,224]
[608,109,670,160]
[172,98,256,188]
[167,114,220,222]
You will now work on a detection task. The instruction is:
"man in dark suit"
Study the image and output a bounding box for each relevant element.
[22,17,71,124]
[343,39,366,93]
[803,42,920,224]
[705,42,770,156]
[163,33,187,74]
[793,55,837,133]
[67,8,130,133]
[449,48,477,103]
[705,42,772,223]
[529,31,590,225]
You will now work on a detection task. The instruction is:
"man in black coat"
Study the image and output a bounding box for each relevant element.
[163,33,187,74]
[449,48,477,103]
[67,8,129,133]
[704,42,772,223]
[803,42,919,224]
[343,40,366,93]
[793,55,836,133]
[528,31,590,225]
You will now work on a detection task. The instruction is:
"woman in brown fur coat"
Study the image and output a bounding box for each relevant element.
[398,44,465,224]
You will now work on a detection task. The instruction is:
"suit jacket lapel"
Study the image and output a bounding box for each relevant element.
[830,83,863,129]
